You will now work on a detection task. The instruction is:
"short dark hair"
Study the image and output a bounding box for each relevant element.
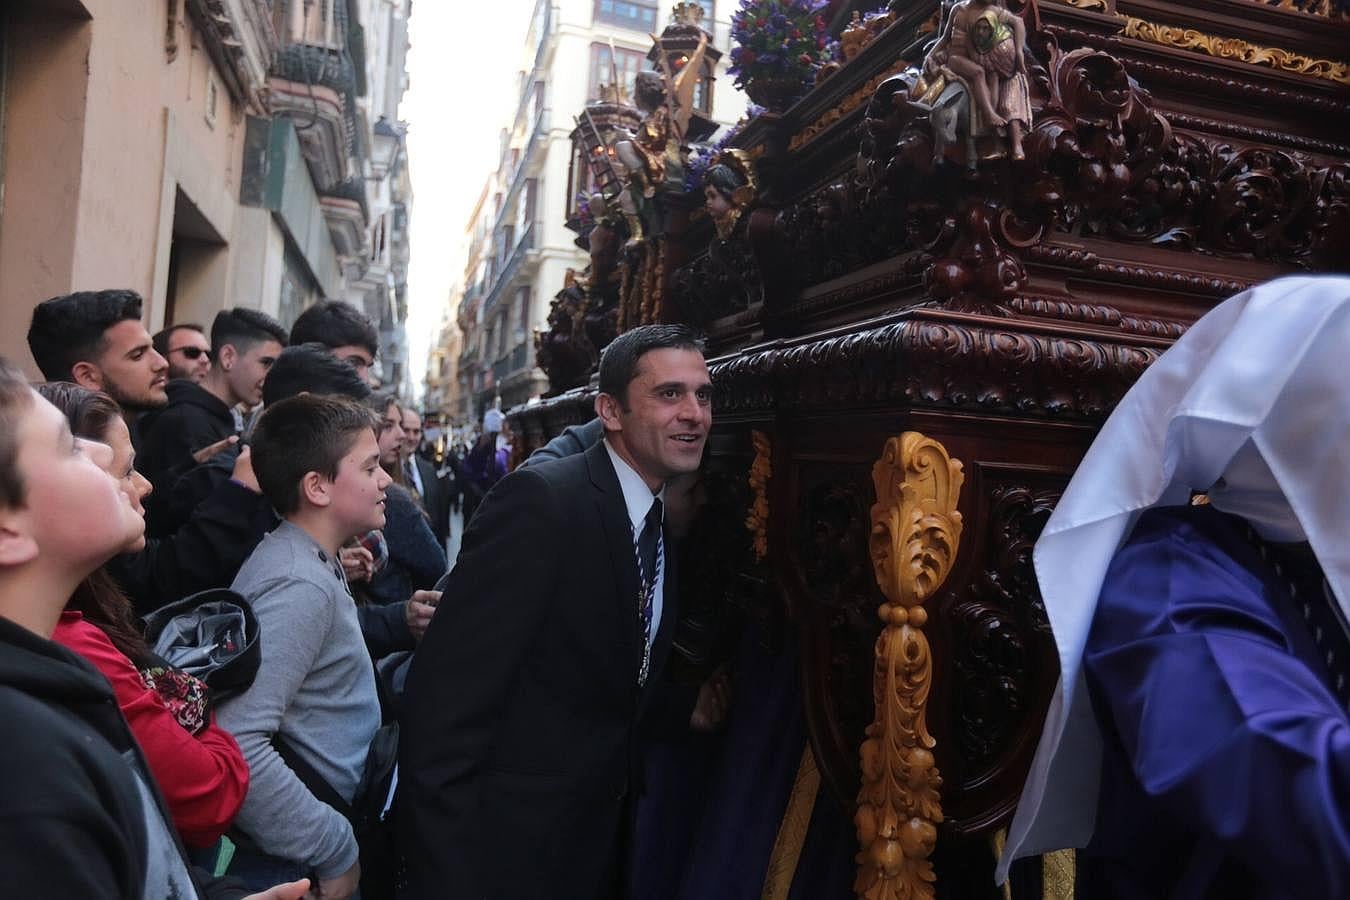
[0,357,34,509]
[250,394,378,515]
[210,307,288,355]
[597,324,705,407]
[27,290,144,382]
[289,301,379,357]
[152,323,205,358]
[262,343,372,406]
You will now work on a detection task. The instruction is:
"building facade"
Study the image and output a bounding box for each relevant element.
[0,0,413,390]
[447,0,746,419]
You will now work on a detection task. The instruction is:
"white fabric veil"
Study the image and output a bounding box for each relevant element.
[997,274,1350,881]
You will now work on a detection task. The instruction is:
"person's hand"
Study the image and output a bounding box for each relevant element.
[230,445,260,494]
[339,544,375,583]
[405,589,441,642]
[312,861,359,900]
[241,879,309,900]
[192,434,239,464]
[689,667,732,732]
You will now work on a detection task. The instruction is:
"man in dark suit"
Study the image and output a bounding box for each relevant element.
[399,324,720,899]
[400,407,451,546]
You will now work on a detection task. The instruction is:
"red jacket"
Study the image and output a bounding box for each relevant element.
[53,611,249,847]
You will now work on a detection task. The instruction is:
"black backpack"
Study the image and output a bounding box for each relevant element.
[141,588,260,704]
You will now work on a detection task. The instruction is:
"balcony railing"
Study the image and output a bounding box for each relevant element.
[490,343,533,385]
[498,107,551,220]
[481,221,537,316]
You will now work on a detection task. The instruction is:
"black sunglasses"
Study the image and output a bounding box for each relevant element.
[172,347,211,361]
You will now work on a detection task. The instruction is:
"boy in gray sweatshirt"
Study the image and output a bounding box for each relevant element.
[217,395,392,900]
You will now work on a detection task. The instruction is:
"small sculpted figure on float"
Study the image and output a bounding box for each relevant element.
[701,150,758,240]
[914,0,1031,162]
[614,33,709,245]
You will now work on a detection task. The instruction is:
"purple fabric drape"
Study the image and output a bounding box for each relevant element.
[1081,505,1350,899]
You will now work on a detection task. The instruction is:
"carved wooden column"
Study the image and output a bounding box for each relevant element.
[855,433,964,900]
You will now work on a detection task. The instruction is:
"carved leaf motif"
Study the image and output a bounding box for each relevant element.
[855,434,963,900]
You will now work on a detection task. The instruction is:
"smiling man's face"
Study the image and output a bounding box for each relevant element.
[598,348,712,492]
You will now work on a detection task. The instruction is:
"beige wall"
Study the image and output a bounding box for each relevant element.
[0,9,91,376]
[0,0,248,377]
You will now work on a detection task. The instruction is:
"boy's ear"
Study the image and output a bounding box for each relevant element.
[217,344,239,372]
[69,361,104,392]
[0,513,40,568]
[299,470,332,509]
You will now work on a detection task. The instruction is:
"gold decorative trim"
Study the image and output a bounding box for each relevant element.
[855,433,964,900]
[746,430,772,561]
[790,63,909,152]
[1123,16,1350,85]
[761,745,821,900]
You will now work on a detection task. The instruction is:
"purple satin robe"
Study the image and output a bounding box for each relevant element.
[1081,505,1350,899]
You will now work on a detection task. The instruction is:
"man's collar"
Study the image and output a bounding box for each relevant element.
[603,438,665,531]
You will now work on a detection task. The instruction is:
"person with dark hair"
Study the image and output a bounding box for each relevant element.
[289,301,380,385]
[400,407,452,546]
[355,395,445,609]
[262,342,373,407]
[36,382,250,851]
[400,324,729,899]
[26,289,169,416]
[219,394,436,899]
[139,307,286,509]
[0,356,309,900]
[154,324,212,383]
[156,342,373,539]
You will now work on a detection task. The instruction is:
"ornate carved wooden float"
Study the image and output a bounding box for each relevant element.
[512,1,1348,896]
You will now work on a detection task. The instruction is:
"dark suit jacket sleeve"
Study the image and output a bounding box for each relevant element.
[144,406,230,489]
[523,417,605,467]
[399,466,560,897]
[386,487,448,591]
[109,479,270,616]
[357,601,415,658]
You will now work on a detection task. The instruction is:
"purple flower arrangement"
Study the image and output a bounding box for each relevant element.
[728,0,834,90]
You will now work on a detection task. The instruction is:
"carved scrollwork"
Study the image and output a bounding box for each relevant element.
[951,485,1059,772]
[855,434,964,900]
[708,318,1161,421]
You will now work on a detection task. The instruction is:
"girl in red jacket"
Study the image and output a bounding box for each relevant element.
[39,382,248,849]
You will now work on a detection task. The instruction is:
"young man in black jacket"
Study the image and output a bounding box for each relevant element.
[0,357,306,900]
[139,307,286,534]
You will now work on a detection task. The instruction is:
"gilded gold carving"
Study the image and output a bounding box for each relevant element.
[761,745,821,900]
[855,433,964,900]
[790,63,909,152]
[1122,17,1350,85]
[746,429,772,562]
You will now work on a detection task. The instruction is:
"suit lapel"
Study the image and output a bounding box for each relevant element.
[586,441,642,678]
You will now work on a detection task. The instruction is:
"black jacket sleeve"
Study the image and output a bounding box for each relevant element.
[357,601,416,659]
[110,479,272,616]
[522,417,605,467]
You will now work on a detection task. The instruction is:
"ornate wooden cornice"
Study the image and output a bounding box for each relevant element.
[707,312,1163,422]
